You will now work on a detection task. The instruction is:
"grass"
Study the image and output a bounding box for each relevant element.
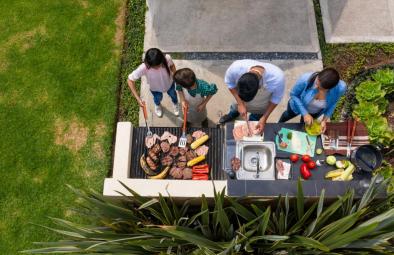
[313,0,394,121]
[0,0,124,253]
[118,0,146,125]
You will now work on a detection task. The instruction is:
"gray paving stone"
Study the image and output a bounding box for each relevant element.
[320,0,394,43]
[139,59,323,127]
[144,0,320,53]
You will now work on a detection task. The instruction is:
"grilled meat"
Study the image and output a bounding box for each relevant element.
[177,155,187,169]
[183,168,192,179]
[186,134,193,144]
[160,141,170,153]
[148,150,159,162]
[161,131,178,144]
[170,167,183,179]
[195,145,209,156]
[169,146,179,157]
[231,157,241,171]
[151,143,161,154]
[145,134,160,148]
[179,147,188,156]
[192,130,206,140]
[186,150,197,161]
[146,156,158,170]
[161,155,173,166]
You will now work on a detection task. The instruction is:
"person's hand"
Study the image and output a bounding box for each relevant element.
[237,102,247,119]
[138,99,145,107]
[182,100,189,110]
[321,119,327,133]
[303,114,313,126]
[255,117,266,135]
[197,102,205,112]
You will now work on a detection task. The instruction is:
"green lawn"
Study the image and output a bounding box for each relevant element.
[0,0,124,253]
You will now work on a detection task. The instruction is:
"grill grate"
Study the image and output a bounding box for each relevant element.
[130,127,226,180]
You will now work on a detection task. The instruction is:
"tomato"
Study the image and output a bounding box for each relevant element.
[307,160,316,169]
[300,163,312,179]
[290,154,299,163]
[301,154,311,163]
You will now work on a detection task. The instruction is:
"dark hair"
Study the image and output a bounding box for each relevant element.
[144,48,170,75]
[308,67,340,90]
[173,68,196,89]
[237,73,260,102]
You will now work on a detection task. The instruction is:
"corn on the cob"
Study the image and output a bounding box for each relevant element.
[187,155,205,167]
[191,135,209,150]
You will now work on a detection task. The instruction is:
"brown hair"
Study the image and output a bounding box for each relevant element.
[173,68,196,89]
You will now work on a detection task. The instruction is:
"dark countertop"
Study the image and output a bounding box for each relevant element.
[224,123,385,198]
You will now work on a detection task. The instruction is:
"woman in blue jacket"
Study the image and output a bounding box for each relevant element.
[279,68,346,133]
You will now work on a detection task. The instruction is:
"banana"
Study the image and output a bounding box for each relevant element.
[148,166,170,179]
[140,154,157,176]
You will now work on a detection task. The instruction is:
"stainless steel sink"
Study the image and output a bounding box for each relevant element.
[235,141,276,180]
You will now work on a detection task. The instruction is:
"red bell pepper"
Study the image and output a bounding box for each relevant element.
[192,174,209,180]
[300,163,312,180]
[192,164,209,174]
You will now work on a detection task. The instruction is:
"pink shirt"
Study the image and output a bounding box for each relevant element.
[128,54,174,92]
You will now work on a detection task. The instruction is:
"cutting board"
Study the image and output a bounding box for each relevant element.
[275,128,317,156]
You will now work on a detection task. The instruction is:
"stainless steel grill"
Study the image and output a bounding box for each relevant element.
[130,127,226,180]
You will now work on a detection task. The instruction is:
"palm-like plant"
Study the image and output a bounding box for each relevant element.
[24,176,394,254]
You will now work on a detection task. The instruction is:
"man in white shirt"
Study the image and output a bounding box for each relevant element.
[219,60,285,134]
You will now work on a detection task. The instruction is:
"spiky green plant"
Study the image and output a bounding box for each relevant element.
[24,176,394,254]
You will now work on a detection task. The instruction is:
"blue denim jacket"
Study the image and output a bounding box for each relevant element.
[289,72,347,118]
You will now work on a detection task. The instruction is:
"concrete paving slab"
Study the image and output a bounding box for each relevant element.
[320,0,394,43]
[144,0,320,53]
[139,59,323,127]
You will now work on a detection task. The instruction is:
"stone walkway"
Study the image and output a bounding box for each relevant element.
[139,0,324,127]
[320,0,394,43]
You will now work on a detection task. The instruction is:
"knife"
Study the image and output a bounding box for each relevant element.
[305,135,311,154]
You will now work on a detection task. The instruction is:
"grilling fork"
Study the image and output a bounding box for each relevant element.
[142,101,152,137]
[178,103,188,148]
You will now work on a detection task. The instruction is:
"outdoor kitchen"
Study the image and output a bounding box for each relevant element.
[103,119,386,199]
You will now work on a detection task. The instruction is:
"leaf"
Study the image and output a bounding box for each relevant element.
[322,223,379,249]
[158,194,174,225]
[228,198,256,221]
[159,226,223,251]
[249,235,289,243]
[288,202,317,235]
[138,198,159,210]
[305,189,325,236]
[289,235,330,252]
[296,178,304,221]
[355,80,385,102]
[315,210,365,242]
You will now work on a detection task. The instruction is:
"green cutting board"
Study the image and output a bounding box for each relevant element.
[275,128,317,156]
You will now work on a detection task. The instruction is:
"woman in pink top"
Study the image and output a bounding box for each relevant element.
[127,48,179,117]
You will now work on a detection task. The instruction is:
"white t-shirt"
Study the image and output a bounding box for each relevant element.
[224,60,285,104]
[128,54,174,92]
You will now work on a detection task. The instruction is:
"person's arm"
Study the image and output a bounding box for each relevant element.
[320,82,347,133]
[127,66,145,106]
[255,102,277,134]
[177,90,188,109]
[127,79,143,107]
[166,54,176,76]
[290,74,311,117]
[197,95,213,112]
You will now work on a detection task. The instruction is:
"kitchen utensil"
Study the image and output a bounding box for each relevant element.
[245,118,252,136]
[178,104,188,148]
[305,135,312,155]
[346,119,352,157]
[350,144,382,173]
[348,119,358,157]
[142,101,152,137]
[275,131,284,143]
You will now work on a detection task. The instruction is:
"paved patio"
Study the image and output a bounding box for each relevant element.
[139,59,323,127]
[320,0,394,43]
[139,0,326,127]
[144,0,320,53]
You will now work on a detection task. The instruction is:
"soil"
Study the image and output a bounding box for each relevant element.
[387,101,394,130]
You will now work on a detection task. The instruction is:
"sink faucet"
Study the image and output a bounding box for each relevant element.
[256,152,260,178]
